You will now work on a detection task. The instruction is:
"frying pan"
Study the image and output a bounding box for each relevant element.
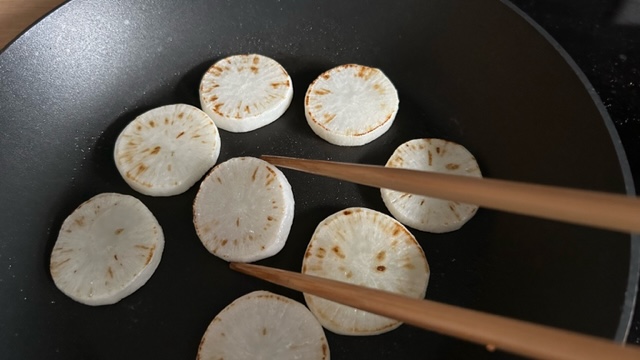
[0,0,638,358]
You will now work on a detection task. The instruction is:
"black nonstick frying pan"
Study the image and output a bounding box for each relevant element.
[0,0,638,359]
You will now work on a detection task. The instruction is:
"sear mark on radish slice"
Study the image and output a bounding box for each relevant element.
[381,138,482,233]
[114,103,221,197]
[50,193,164,306]
[193,157,294,262]
[199,54,293,133]
[302,207,429,336]
[304,64,399,146]
[197,290,329,360]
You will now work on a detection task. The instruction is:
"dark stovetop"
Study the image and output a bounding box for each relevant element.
[511,0,640,344]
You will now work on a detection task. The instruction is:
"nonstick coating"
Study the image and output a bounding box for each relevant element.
[0,0,637,359]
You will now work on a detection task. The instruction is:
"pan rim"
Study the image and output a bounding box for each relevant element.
[0,0,70,53]
[502,0,640,343]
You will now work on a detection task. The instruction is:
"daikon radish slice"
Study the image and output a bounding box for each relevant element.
[193,157,294,262]
[199,54,293,133]
[50,193,164,306]
[381,138,482,233]
[302,207,429,336]
[114,103,221,197]
[197,290,330,360]
[304,64,399,146]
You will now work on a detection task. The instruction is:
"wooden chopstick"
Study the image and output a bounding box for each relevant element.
[261,155,640,234]
[230,262,640,360]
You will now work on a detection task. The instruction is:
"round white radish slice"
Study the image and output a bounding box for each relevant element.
[381,138,482,233]
[199,54,293,133]
[302,207,429,336]
[197,290,330,360]
[304,64,399,146]
[114,103,221,197]
[193,157,294,262]
[50,193,164,306]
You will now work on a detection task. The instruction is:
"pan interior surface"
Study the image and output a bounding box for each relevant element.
[0,0,636,359]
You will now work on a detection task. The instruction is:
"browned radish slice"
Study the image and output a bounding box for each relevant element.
[199,54,293,133]
[114,103,221,197]
[381,138,482,233]
[302,207,429,335]
[304,64,399,146]
[50,193,164,306]
[193,157,294,262]
[197,290,329,360]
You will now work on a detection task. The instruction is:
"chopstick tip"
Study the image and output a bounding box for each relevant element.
[260,154,295,166]
[260,154,280,163]
[229,262,256,273]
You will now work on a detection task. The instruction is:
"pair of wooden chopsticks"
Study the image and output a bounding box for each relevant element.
[228,155,640,359]
[261,155,640,234]
[231,262,640,360]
